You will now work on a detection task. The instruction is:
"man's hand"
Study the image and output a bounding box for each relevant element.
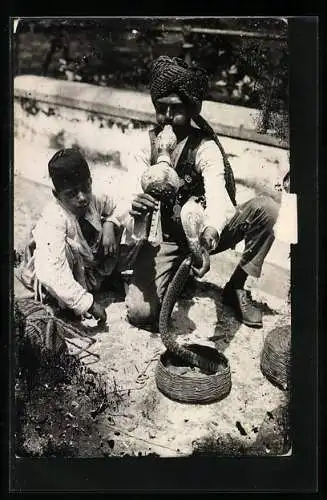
[192,247,210,278]
[88,300,107,324]
[102,221,117,257]
[200,226,219,253]
[129,193,159,218]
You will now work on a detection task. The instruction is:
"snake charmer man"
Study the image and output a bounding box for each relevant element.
[123,55,280,331]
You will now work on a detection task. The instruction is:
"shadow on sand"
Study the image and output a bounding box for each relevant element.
[166,278,279,353]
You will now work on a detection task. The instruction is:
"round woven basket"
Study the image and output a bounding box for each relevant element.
[155,344,232,404]
[260,325,291,391]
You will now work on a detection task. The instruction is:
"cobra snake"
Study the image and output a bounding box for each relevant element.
[158,198,219,374]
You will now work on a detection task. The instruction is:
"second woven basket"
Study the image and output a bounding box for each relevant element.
[260,324,291,391]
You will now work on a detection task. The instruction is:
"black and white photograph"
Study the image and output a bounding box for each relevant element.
[12,17,300,466]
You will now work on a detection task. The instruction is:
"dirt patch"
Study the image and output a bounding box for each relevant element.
[15,357,106,457]
[14,328,158,458]
[192,401,291,456]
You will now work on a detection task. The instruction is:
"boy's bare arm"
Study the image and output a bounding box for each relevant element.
[102,220,117,256]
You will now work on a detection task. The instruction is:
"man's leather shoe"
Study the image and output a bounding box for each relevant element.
[222,283,263,328]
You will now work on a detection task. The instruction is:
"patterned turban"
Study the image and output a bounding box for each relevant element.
[149,56,209,107]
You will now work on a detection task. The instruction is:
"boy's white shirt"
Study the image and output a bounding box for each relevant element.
[32,190,123,316]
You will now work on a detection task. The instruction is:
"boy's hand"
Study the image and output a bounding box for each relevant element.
[102,221,117,257]
[88,300,107,324]
[130,193,159,218]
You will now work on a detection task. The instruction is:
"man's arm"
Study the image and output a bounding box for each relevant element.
[196,139,236,241]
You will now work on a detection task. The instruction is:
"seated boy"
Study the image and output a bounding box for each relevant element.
[15,148,126,324]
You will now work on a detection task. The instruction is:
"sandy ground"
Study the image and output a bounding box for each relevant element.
[78,286,290,457]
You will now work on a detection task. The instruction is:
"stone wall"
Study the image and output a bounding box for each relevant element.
[14,74,289,149]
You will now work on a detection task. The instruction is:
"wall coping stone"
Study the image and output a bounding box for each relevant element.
[14,75,289,150]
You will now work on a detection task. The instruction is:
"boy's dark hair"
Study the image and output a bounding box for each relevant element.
[48,148,91,192]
